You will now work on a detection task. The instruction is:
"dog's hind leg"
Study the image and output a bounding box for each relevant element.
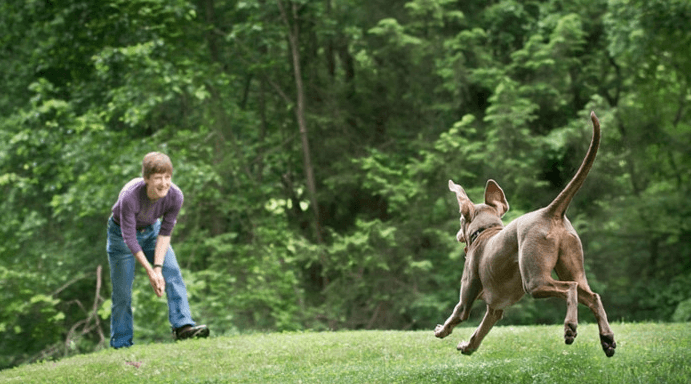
[520,240,580,345]
[526,278,580,344]
[555,237,616,356]
[558,271,616,356]
[457,306,503,355]
[581,288,616,357]
[591,293,616,357]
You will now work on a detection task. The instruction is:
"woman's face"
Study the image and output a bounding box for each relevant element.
[145,172,172,201]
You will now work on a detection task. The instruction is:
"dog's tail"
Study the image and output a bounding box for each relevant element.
[546,111,601,217]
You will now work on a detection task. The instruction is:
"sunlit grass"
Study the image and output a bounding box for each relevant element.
[1,323,689,383]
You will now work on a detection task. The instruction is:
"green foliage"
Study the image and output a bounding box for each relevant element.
[0,267,66,368]
[1,0,690,370]
[672,298,691,323]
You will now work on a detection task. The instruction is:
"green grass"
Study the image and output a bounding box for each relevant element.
[1,323,689,383]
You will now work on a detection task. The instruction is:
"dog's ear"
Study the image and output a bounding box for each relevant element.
[449,180,474,220]
[484,179,509,217]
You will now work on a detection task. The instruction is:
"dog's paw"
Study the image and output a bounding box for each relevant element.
[564,323,578,345]
[600,334,616,357]
[457,341,476,355]
[434,324,451,338]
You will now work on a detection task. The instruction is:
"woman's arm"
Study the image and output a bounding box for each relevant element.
[134,249,166,297]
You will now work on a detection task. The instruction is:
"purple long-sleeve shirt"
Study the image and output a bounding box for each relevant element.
[111,178,184,255]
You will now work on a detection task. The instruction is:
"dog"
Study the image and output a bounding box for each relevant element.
[434,111,616,357]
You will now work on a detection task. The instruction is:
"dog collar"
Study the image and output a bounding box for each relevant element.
[468,224,502,246]
[469,228,484,245]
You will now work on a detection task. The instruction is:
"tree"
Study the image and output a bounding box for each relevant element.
[2,0,691,369]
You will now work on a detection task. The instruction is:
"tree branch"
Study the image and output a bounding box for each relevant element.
[65,265,106,351]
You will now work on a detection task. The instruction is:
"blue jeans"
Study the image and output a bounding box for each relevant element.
[106,216,195,348]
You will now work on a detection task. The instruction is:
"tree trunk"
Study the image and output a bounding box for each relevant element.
[325,0,335,78]
[278,0,328,286]
[278,0,322,243]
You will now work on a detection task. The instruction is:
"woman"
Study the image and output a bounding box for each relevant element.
[106,152,208,348]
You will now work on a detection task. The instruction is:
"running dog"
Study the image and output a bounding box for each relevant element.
[434,111,616,357]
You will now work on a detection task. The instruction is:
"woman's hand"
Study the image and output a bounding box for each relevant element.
[148,268,166,297]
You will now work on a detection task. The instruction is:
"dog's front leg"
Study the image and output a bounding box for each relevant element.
[434,267,482,339]
[434,302,466,338]
[457,306,503,355]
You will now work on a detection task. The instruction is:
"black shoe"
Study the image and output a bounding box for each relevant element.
[173,324,210,340]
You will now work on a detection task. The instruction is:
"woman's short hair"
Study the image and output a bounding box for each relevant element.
[142,152,173,179]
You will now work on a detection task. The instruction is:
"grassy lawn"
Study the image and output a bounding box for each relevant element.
[1,323,689,383]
